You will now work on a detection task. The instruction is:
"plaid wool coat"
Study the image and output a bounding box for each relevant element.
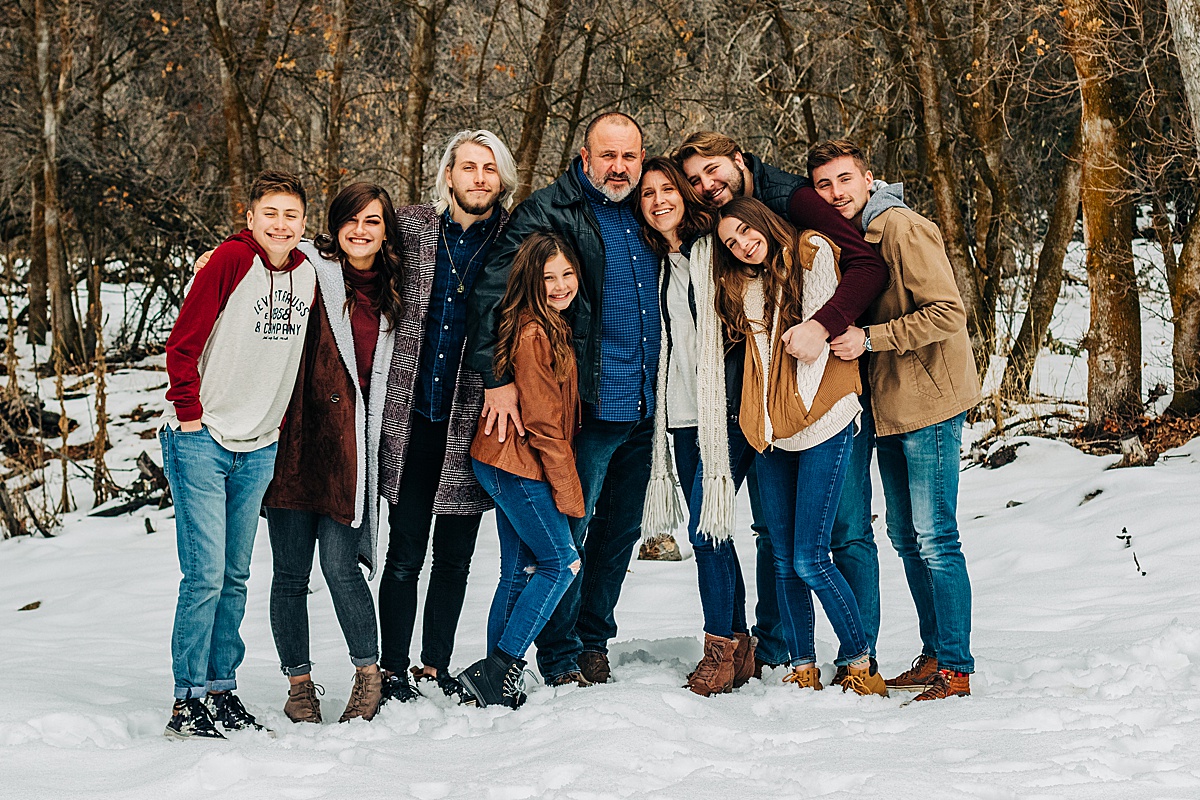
[378,203,507,514]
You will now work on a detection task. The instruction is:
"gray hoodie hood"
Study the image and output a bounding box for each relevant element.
[860,180,908,232]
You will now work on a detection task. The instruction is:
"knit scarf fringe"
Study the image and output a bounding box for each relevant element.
[641,235,735,543]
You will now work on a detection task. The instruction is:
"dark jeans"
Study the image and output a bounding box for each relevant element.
[877,411,974,673]
[534,416,654,682]
[756,423,869,666]
[473,461,580,659]
[671,424,756,639]
[747,463,789,666]
[378,412,482,674]
[829,404,880,656]
[266,508,378,675]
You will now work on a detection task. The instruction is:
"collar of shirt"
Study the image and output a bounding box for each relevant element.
[576,159,638,209]
[441,206,500,243]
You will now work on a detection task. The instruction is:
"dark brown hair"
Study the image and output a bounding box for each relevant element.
[493,233,580,383]
[712,196,805,343]
[315,182,404,328]
[806,139,870,178]
[673,131,742,164]
[633,156,716,259]
[248,170,307,212]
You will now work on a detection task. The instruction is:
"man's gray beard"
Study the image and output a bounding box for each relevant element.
[452,186,498,215]
[586,164,639,203]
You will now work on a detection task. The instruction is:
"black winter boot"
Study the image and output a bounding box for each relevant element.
[457,649,527,710]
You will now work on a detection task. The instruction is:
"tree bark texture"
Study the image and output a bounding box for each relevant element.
[513,0,574,202]
[1063,0,1144,427]
[27,173,48,347]
[1001,126,1083,400]
[398,0,452,205]
[1166,0,1200,162]
[324,0,352,204]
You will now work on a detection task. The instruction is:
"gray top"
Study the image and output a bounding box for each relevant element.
[665,252,699,428]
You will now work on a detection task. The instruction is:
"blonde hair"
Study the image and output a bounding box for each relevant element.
[433,130,518,213]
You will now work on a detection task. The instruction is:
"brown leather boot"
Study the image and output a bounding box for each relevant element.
[339,665,383,722]
[283,679,323,724]
[913,669,970,701]
[638,534,683,561]
[841,662,889,697]
[579,651,611,684]
[686,633,737,696]
[730,633,758,688]
[886,654,939,690]
[782,664,823,690]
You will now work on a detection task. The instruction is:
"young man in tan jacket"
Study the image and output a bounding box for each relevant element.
[809,140,981,701]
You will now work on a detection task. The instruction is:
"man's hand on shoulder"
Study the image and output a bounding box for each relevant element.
[781,319,830,364]
[482,383,525,443]
[193,249,215,274]
[829,326,867,361]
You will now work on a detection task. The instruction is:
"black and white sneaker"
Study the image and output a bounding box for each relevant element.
[164,697,225,740]
[380,671,421,705]
[207,692,275,737]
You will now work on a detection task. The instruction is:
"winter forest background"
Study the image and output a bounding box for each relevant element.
[2,0,1200,798]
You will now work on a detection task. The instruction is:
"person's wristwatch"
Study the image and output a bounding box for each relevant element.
[862,327,873,353]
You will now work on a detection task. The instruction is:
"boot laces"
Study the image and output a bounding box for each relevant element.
[502,664,526,702]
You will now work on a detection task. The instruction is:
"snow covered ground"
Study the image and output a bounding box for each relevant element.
[3,244,1200,799]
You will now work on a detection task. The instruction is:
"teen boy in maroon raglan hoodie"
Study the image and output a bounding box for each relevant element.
[159,171,316,739]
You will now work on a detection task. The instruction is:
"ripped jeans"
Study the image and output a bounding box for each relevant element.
[472,460,581,661]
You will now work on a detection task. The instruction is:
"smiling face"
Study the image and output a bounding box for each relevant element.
[246,192,307,266]
[680,152,746,207]
[446,141,503,215]
[811,155,873,223]
[581,119,644,202]
[638,170,684,240]
[717,215,768,265]
[337,199,385,271]
[543,251,579,312]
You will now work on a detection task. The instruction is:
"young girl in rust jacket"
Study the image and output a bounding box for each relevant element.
[458,233,585,709]
[261,183,405,725]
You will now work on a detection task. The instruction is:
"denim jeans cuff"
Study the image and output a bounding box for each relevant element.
[281,663,312,678]
[940,663,974,674]
[789,655,817,667]
[174,685,208,700]
[209,678,237,693]
[833,650,871,668]
[350,653,378,669]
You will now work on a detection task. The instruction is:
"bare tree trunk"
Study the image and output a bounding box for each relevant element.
[1063,0,1143,428]
[1166,0,1200,161]
[902,0,984,369]
[513,0,574,201]
[398,0,451,205]
[1167,214,1200,414]
[1001,126,1083,400]
[324,0,352,204]
[556,21,597,176]
[27,173,48,346]
[36,0,84,367]
[90,252,115,504]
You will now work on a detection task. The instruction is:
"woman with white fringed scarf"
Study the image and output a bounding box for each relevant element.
[634,157,760,697]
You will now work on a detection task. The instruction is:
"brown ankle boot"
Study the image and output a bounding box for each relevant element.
[686,634,737,696]
[340,666,383,722]
[284,679,323,724]
[782,663,823,690]
[842,662,889,697]
[730,633,758,688]
[913,669,970,701]
[886,654,939,690]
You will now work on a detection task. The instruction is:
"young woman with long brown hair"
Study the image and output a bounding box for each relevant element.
[712,196,886,697]
[635,157,759,696]
[458,233,586,709]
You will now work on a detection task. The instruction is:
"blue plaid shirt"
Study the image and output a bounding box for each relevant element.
[415,209,501,421]
[577,161,660,421]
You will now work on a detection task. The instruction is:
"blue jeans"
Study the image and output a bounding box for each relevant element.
[876,412,974,673]
[671,425,756,639]
[265,508,379,675]
[747,463,789,666]
[756,423,869,666]
[534,417,654,682]
[473,461,580,660]
[160,426,277,699]
[829,404,880,656]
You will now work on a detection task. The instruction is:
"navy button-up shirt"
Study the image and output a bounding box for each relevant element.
[415,209,501,421]
[577,161,660,421]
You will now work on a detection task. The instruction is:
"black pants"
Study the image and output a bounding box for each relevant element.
[378,412,481,674]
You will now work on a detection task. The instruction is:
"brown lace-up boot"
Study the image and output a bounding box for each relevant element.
[283,679,323,724]
[579,651,611,684]
[638,534,683,561]
[339,665,383,722]
[913,669,970,701]
[686,634,737,696]
[730,633,758,688]
[782,664,823,690]
[841,662,889,697]
[886,654,939,690]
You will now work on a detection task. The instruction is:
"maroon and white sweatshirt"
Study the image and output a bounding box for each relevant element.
[161,229,317,452]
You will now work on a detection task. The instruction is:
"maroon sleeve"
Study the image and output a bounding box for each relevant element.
[787,185,889,338]
[164,242,255,421]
